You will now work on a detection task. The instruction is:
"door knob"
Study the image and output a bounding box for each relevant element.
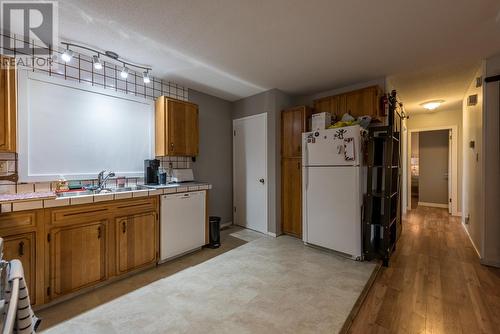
[259,178,265,184]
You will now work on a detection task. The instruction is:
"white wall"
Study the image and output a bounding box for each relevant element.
[462,65,485,258]
[482,55,500,266]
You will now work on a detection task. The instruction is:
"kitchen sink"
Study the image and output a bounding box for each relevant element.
[56,186,147,198]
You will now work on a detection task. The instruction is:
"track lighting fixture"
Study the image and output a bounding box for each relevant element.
[143,71,151,84]
[120,66,129,79]
[60,41,152,83]
[61,49,73,62]
[92,55,103,70]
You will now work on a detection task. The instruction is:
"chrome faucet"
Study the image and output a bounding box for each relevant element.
[97,170,115,192]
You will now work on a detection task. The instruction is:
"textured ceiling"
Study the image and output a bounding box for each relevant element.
[59,0,500,104]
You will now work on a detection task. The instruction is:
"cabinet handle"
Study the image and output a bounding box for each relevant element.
[97,226,102,239]
[18,241,24,256]
[170,142,174,150]
[297,161,300,169]
[122,221,127,234]
[298,145,301,153]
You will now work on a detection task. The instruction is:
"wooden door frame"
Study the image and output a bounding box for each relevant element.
[406,125,459,216]
[232,113,268,234]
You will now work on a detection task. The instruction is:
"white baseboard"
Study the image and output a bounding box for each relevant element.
[220,221,233,229]
[480,258,500,268]
[461,222,481,259]
[267,232,277,238]
[418,201,448,208]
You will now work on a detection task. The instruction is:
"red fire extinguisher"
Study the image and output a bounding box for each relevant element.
[381,94,389,116]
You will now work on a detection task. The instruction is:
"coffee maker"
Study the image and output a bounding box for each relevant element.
[144,159,160,185]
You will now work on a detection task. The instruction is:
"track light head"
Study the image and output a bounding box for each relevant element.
[92,55,103,70]
[143,71,151,84]
[120,66,129,79]
[61,49,74,62]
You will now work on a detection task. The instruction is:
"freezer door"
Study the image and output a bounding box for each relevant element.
[302,125,361,166]
[303,166,362,258]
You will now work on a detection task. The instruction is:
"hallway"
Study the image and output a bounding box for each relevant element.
[349,207,500,333]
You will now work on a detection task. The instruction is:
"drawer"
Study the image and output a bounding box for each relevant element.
[0,211,39,232]
[50,204,111,226]
[112,197,157,215]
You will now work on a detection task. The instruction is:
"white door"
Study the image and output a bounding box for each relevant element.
[303,166,362,258]
[233,113,268,233]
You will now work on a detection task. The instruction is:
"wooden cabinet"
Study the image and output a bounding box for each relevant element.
[313,85,382,120]
[0,210,43,305]
[281,158,302,237]
[0,56,16,152]
[49,221,107,298]
[45,196,159,302]
[281,106,310,238]
[3,233,35,303]
[281,106,312,158]
[155,96,199,156]
[116,212,157,274]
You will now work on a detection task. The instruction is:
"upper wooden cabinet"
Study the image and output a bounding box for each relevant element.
[313,85,383,120]
[155,97,199,157]
[0,56,16,152]
[281,106,312,158]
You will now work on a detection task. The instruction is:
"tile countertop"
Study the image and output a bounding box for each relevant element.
[0,182,212,214]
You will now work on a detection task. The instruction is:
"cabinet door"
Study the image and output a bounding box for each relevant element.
[281,158,302,237]
[314,98,331,115]
[116,212,157,274]
[282,108,305,158]
[345,90,366,118]
[0,56,16,152]
[3,233,35,304]
[50,222,107,298]
[345,87,379,118]
[168,100,199,156]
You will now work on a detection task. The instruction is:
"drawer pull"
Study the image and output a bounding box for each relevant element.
[62,208,107,218]
[18,241,25,256]
[97,226,102,239]
[122,221,127,234]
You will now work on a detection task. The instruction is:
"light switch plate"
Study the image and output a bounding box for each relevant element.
[0,161,8,173]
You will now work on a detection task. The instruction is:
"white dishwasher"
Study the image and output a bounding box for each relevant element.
[160,191,206,262]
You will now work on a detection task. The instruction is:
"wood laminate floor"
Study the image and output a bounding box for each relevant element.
[349,206,500,334]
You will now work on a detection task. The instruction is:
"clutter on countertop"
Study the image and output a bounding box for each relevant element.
[0,191,56,203]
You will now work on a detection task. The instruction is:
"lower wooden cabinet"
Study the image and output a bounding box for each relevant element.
[3,233,36,304]
[49,221,107,298]
[281,158,303,237]
[116,212,157,274]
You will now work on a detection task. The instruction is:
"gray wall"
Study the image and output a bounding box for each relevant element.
[188,89,233,224]
[419,130,449,205]
[232,89,293,235]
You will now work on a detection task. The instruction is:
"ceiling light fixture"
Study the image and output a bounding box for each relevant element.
[92,55,103,70]
[421,100,444,111]
[61,48,74,62]
[120,66,129,79]
[60,41,152,80]
[143,71,151,84]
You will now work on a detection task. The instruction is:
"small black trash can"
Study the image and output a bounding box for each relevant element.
[208,216,221,248]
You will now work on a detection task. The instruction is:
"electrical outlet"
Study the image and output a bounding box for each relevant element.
[0,161,7,173]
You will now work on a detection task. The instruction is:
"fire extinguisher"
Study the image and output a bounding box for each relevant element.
[381,94,389,116]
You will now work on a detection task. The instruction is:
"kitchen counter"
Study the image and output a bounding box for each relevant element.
[0,182,211,213]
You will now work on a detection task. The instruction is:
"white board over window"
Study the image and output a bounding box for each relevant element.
[18,70,155,182]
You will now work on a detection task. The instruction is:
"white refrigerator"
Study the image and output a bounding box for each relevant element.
[302,125,363,260]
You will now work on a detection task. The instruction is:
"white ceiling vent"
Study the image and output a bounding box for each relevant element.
[467,94,478,106]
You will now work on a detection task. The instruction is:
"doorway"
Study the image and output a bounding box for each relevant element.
[407,126,457,215]
[232,113,268,234]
